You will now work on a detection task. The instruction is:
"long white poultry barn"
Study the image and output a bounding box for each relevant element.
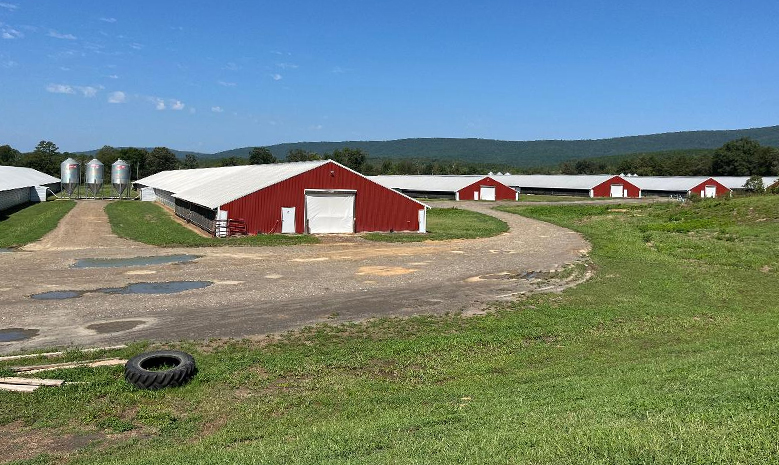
[0,166,61,211]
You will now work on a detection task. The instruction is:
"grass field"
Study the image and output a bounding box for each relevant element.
[2,196,779,463]
[363,207,508,242]
[518,194,615,202]
[105,201,319,247]
[0,200,75,248]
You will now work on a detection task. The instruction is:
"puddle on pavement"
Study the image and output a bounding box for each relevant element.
[101,281,212,295]
[0,328,39,342]
[31,281,213,300]
[86,320,144,334]
[31,290,85,300]
[72,254,202,269]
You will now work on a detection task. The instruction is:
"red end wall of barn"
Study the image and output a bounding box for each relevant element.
[219,162,424,234]
[689,178,731,197]
[591,176,641,198]
[457,177,517,200]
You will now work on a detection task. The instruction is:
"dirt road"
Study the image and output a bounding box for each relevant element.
[0,200,590,353]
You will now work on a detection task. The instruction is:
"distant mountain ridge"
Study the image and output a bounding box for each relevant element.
[78,125,779,168]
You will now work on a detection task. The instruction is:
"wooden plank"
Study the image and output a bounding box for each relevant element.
[0,377,65,387]
[0,383,39,392]
[11,358,127,374]
[0,345,127,362]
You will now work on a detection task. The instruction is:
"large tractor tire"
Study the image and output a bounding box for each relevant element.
[124,350,197,390]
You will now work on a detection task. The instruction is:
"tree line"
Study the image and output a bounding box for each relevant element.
[558,138,779,177]
[3,137,777,181]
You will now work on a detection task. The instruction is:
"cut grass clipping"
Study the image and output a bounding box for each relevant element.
[105,201,318,247]
[364,207,508,242]
[2,196,779,464]
[0,200,75,248]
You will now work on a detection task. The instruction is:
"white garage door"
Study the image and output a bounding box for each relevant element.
[610,184,624,198]
[704,185,717,198]
[479,186,496,201]
[305,192,355,233]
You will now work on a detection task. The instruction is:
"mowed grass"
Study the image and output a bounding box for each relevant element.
[0,200,75,248]
[2,197,779,463]
[105,201,318,247]
[363,207,508,242]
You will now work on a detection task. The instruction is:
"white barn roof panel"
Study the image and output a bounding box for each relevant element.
[0,165,60,192]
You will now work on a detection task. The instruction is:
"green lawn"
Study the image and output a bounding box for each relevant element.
[104,201,319,247]
[0,200,75,248]
[363,207,509,242]
[3,196,779,464]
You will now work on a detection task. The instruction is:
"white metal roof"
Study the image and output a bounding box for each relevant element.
[627,176,714,191]
[0,165,60,192]
[497,174,619,190]
[714,176,779,189]
[369,175,489,193]
[136,160,428,210]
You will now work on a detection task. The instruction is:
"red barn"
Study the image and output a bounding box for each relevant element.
[689,178,731,198]
[369,175,519,201]
[136,160,428,235]
[591,175,642,198]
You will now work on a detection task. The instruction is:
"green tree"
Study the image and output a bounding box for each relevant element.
[0,145,21,165]
[219,156,243,166]
[21,140,60,175]
[119,147,149,180]
[182,153,199,169]
[96,145,120,166]
[380,159,394,174]
[146,147,178,175]
[249,147,276,165]
[743,175,765,194]
[711,138,768,176]
[286,149,320,162]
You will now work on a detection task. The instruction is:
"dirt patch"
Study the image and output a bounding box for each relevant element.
[0,421,104,463]
[356,266,418,276]
[86,320,145,334]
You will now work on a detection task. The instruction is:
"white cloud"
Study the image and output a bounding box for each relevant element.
[1,28,22,39]
[271,73,282,81]
[99,17,117,23]
[223,62,240,71]
[150,97,165,110]
[310,124,323,130]
[211,106,223,113]
[48,30,77,40]
[130,42,142,50]
[107,74,118,79]
[218,80,236,87]
[46,83,74,94]
[107,91,126,103]
[76,86,100,97]
[0,3,18,11]
[60,66,71,71]
[2,60,17,68]
[276,62,298,69]
[171,100,185,110]
[332,66,345,74]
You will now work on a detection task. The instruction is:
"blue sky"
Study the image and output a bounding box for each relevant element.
[1,0,777,153]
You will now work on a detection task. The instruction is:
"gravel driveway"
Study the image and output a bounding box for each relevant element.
[0,200,590,353]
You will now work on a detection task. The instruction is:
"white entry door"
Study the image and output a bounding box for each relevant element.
[704,185,716,198]
[305,192,355,233]
[610,184,624,198]
[473,191,479,200]
[479,186,496,201]
[281,207,296,233]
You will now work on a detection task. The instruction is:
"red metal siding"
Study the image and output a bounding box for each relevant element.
[456,177,517,201]
[220,162,424,234]
[591,176,641,198]
[689,178,730,197]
